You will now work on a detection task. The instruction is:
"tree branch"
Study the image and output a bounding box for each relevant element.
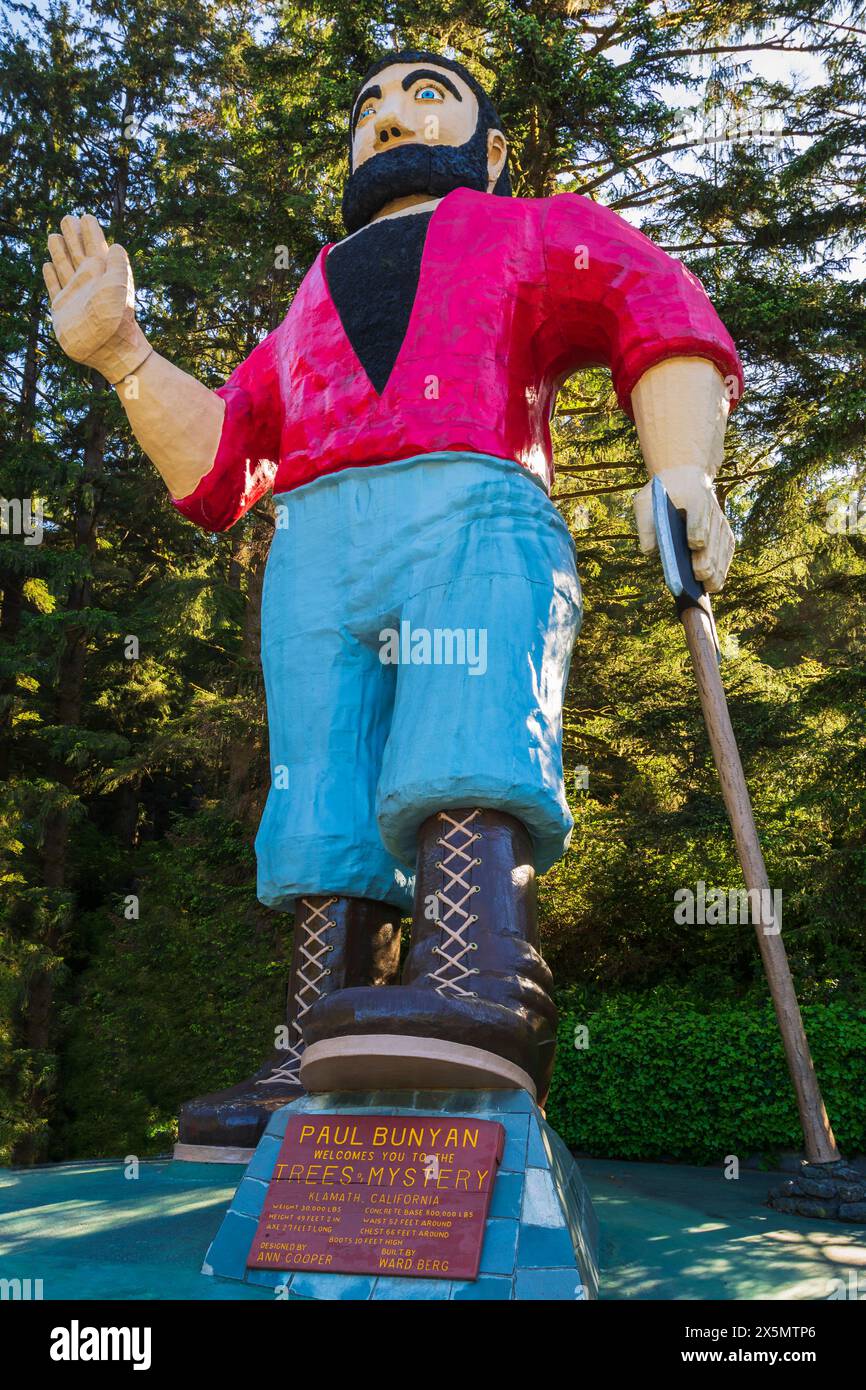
[555,480,639,500]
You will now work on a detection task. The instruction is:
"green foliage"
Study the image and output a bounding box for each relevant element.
[548,992,866,1165]
[57,811,290,1162]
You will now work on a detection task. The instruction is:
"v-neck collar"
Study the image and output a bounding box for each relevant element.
[320,196,447,397]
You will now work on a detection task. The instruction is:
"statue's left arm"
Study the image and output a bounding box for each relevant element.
[542,195,743,592]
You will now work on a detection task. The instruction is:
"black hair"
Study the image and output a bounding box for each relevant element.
[348,48,512,196]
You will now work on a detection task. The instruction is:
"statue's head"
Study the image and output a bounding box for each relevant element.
[343,50,511,234]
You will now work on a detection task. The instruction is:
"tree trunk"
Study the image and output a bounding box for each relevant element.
[0,281,43,781]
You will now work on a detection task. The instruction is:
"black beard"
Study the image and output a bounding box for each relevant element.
[342,122,491,235]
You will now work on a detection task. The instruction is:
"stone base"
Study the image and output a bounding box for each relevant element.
[203,1089,599,1300]
[768,1160,866,1222]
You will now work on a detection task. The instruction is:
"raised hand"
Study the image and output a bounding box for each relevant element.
[43,214,151,384]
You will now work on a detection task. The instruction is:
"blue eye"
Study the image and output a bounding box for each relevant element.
[359,104,375,121]
[415,86,443,102]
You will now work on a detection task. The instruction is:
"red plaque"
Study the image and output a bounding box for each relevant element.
[247,1113,504,1281]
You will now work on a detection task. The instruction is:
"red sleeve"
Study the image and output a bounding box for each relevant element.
[541,193,743,417]
[172,326,283,532]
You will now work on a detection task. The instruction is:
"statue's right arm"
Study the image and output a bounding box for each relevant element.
[44,214,224,501]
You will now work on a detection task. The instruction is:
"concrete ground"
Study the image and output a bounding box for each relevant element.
[1,1156,863,1301]
[580,1158,865,1300]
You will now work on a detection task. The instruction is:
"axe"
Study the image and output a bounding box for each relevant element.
[651,477,838,1165]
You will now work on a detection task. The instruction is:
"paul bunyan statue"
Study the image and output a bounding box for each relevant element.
[45,51,742,1159]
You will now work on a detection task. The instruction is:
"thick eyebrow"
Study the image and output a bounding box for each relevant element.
[351,84,382,130]
[401,69,463,102]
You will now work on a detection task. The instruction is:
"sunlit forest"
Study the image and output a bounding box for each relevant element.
[1,0,865,1166]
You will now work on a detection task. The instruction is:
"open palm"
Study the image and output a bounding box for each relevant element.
[43,214,139,379]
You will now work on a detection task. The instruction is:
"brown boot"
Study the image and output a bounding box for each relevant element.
[175,895,401,1158]
[300,810,558,1102]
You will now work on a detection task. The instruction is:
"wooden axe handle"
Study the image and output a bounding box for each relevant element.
[681,602,839,1165]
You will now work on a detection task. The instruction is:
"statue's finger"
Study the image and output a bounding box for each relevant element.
[47,233,75,286]
[60,214,86,268]
[633,487,657,553]
[722,525,735,575]
[710,531,735,592]
[709,529,731,587]
[692,545,713,582]
[103,242,134,309]
[104,241,131,283]
[686,490,711,550]
[80,214,109,258]
[692,509,717,582]
[43,261,62,302]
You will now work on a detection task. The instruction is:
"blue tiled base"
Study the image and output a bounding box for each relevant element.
[203,1090,598,1300]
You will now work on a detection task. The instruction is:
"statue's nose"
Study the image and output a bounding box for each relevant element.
[374,114,414,148]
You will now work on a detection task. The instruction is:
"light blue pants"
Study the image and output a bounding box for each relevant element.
[255,453,582,912]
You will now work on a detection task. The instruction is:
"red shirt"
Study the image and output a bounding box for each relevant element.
[174,187,743,532]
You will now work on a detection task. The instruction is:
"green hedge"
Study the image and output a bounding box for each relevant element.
[547,994,866,1165]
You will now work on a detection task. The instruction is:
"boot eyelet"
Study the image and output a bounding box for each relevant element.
[435,860,443,869]
[323,968,332,975]
[471,968,480,975]
[472,884,481,893]
[469,940,478,948]
[469,990,479,998]
[327,919,337,928]
[473,857,482,866]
